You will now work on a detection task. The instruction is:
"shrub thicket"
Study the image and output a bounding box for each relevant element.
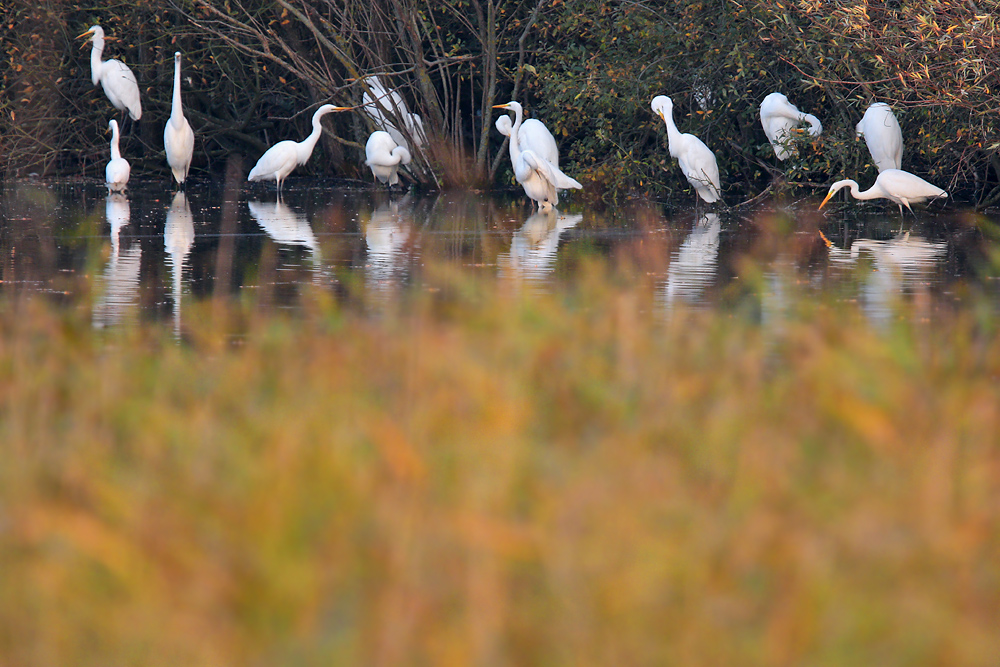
[2,0,998,204]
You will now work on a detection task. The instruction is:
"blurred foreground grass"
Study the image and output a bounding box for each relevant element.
[1,261,999,667]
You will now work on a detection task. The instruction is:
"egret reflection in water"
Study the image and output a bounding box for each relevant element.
[499,208,581,282]
[164,192,194,336]
[93,193,141,329]
[248,199,320,265]
[825,232,947,325]
[365,195,415,294]
[661,212,721,310]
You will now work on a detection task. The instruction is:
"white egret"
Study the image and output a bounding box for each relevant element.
[247,104,349,192]
[164,51,195,186]
[78,25,142,121]
[361,76,425,151]
[493,101,582,211]
[105,119,130,193]
[365,131,412,186]
[651,95,721,203]
[759,92,822,161]
[819,169,947,214]
[495,115,560,167]
[856,102,903,172]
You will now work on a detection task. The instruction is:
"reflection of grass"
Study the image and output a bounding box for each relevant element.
[1,264,999,666]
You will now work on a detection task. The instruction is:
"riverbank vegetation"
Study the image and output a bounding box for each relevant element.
[1,253,1000,664]
[3,1,998,203]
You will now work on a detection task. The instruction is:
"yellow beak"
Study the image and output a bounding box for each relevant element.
[818,191,834,210]
[492,104,510,110]
[76,29,94,39]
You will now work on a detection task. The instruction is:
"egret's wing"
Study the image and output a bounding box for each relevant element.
[248,142,297,181]
[104,59,141,119]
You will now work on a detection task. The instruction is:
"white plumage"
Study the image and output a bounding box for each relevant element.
[365,131,412,186]
[105,119,130,192]
[759,92,822,161]
[651,95,721,203]
[79,25,142,121]
[856,102,903,172]
[361,76,425,152]
[820,169,947,215]
[493,101,582,211]
[494,115,560,168]
[248,104,348,191]
[164,51,195,186]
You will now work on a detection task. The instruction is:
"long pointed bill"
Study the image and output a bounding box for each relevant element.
[492,104,510,110]
[76,30,93,39]
[818,191,835,210]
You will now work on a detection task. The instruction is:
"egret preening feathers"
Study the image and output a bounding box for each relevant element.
[365,131,412,186]
[105,119,130,192]
[247,104,350,192]
[78,25,142,121]
[495,115,560,168]
[856,103,903,172]
[164,51,195,186]
[759,92,822,161]
[651,95,721,204]
[819,169,947,215]
[493,101,582,211]
[361,76,426,152]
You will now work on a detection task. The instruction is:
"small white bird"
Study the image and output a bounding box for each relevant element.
[495,115,560,168]
[759,92,822,161]
[164,51,195,186]
[819,169,947,215]
[651,95,721,204]
[493,101,582,211]
[365,131,412,186]
[78,25,142,121]
[247,104,349,192]
[856,102,903,172]
[105,119,130,192]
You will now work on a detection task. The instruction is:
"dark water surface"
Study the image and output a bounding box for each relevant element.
[2,178,999,332]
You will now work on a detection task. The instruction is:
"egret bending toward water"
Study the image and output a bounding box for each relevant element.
[78,25,141,121]
[106,119,130,192]
[856,103,903,172]
[651,95,721,204]
[365,131,411,186]
[495,114,560,168]
[759,92,822,161]
[819,169,947,214]
[164,51,194,186]
[248,104,349,192]
[493,101,582,211]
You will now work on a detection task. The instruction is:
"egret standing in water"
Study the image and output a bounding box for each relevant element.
[247,104,350,192]
[164,51,195,187]
[651,95,721,204]
[493,101,582,211]
[856,102,903,172]
[759,92,822,160]
[365,131,411,187]
[819,169,947,215]
[78,25,142,121]
[106,119,130,193]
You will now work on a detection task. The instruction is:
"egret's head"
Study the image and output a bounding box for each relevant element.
[77,25,103,41]
[818,188,837,210]
[650,95,672,120]
[315,104,352,117]
[492,101,521,115]
[174,51,182,61]
[108,119,119,134]
[495,115,513,136]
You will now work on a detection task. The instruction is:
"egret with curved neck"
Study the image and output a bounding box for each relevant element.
[106,119,130,192]
[164,51,195,186]
[493,101,581,211]
[365,131,411,186]
[248,104,350,192]
[759,92,822,161]
[78,25,142,121]
[819,169,947,215]
[651,95,721,204]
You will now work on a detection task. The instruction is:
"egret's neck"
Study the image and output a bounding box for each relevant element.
[662,106,682,158]
[831,180,866,200]
[297,113,327,165]
[507,107,523,164]
[804,113,823,137]
[90,39,105,86]
[110,125,122,160]
[170,58,183,120]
